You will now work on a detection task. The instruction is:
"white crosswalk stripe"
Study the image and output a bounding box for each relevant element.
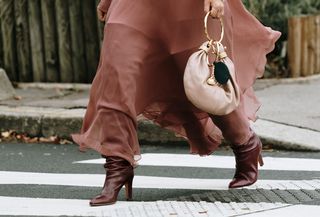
[74,153,320,172]
[1,171,320,190]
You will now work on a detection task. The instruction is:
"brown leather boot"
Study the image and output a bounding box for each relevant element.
[89,156,134,206]
[229,132,264,188]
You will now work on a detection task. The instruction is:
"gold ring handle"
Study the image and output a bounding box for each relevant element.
[204,11,224,43]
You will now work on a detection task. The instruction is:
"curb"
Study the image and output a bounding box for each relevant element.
[251,119,320,151]
[0,106,182,144]
[0,105,319,151]
[253,75,320,91]
[15,82,91,91]
[255,74,320,86]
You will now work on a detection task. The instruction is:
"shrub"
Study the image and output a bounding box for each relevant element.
[242,0,320,78]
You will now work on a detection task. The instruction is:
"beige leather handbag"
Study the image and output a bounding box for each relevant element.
[183,12,240,116]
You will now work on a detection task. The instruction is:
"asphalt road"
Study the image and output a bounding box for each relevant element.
[1,142,320,216]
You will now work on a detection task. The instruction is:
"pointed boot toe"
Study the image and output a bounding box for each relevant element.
[229,176,258,189]
[89,194,116,206]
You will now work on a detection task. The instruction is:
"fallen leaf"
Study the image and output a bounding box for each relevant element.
[13,95,22,100]
[1,131,10,138]
[50,136,60,143]
[39,137,53,143]
[59,139,73,145]
[27,137,39,143]
[1,130,14,138]
[20,135,30,142]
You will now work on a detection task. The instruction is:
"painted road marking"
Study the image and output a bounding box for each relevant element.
[0,171,319,190]
[74,154,320,171]
[0,196,289,217]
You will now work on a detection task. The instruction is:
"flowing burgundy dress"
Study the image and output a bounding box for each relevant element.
[71,0,281,166]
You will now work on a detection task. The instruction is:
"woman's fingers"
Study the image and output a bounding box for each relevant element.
[204,0,211,13]
[204,0,224,18]
[210,0,224,18]
[97,8,106,22]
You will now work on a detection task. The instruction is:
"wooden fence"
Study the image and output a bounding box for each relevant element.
[0,0,104,83]
[288,15,320,77]
[1,2,319,82]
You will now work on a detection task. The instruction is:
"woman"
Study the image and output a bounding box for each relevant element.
[71,0,281,206]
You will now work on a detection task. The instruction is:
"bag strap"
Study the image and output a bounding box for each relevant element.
[204,12,224,45]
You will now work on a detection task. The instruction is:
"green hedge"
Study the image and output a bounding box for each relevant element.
[242,0,320,77]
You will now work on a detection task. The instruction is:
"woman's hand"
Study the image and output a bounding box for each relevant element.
[97,8,106,22]
[97,0,112,22]
[204,0,224,18]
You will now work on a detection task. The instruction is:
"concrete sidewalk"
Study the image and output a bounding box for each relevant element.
[0,75,320,151]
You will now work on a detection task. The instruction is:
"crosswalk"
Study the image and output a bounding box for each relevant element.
[1,152,320,216]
